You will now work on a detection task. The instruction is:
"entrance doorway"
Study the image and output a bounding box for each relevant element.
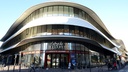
[46,53,69,68]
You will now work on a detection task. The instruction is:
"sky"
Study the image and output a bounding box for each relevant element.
[0,0,128,51]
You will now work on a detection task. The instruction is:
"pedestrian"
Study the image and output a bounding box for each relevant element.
[68,62,71,69]
[107,62,112,70]
[113,62,117,70]
[2,56,7,67]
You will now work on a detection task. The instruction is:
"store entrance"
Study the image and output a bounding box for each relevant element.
[46,53,69,68]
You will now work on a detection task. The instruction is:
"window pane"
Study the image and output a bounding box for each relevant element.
[71,43,75,50]
[58,25,63,35]
[32,11,36,20]
[33,27,37,35]
[43,7,47,17]
[75,27,79,36]
[76,43,81,50]
[37,26,42,34]
[64,25,69,35]
[78,10,82,18]
[48,6,53,16]
[69,26,75,35]
[47,25,52,35]
[64,42,69,50]
[53,6,58,16]
[39,8,43,18]
[79,27,84,37]
[81,44,85,51]
[69,7,74,17]
[47,42,52,50]
[33,43,41,50]
[82,11,86,19]
[31,27,34,36]
[52,25,58,35]
[64,6,69,16]
[35,10,39,19]
[42,25,47,35]
[74,8,79,17]
[58,6,63,16]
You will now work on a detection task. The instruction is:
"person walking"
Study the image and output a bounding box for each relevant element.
[107,62,112,70]
[113,62,117,70]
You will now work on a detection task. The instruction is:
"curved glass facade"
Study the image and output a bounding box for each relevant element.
[20,41,105,68]
[14,5,102,36]
[0,2,117,70]
[4,25,114,49]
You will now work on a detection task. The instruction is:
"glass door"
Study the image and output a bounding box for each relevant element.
[46,53,69,68]
[52,54,60,68]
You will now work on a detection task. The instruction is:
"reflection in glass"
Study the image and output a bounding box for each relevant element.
[53,6,58,16]
[59,6,63,16]
[43,7,47,17]
[69,7,74,17]
[64,6,69,16]
[48,6,53,16]
[58,25,63,35]
[64,25,69,35]
[47,25,52,35]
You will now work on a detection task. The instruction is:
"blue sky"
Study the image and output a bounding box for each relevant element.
[0,0,128,50]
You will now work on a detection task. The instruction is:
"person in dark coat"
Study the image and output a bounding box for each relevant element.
[107,62,112,70]
[2,56,7,67]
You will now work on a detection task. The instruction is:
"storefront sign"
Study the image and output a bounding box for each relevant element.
[50,42,64,50]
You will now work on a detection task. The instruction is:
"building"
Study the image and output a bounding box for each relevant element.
[0,1,126,68]
[115,39,128,63]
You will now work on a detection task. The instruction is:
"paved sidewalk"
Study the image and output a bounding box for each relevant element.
[0,65,127,72]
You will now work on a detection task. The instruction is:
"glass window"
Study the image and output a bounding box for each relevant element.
[52,25,58,35]
[81,44,85,51]
[76,43,81,50]
[84,28,88,37]
[43,7,48,17]
[39,8,43,17]
[64,6,69,16]
[40,53,45,67]
[32,11,36,20]
[76,54,82,67]
[30,13,34,21]
[78,10,82,18]
[42,25,47,35]
[79,27,84,37]
[37,26,42,34]
[58,25,63,35]
[64,25,69,35]
[74,27,79,36]
[74,8,79,17]
[33,43,41,51]
[53,6,58,16]
[42,42,48,50]
[47,42,52,50]
[71,43,75,50]
[64,42,69,50]
[30,27,34,36]
[33,27,37,35]
[82,11,86,20]
[69,7,74,17]
[47,25,52,35]
[26,28,29,35]
[48,6,53,16]
[58,6,63,16]
[34,54,40,66]
[84,46,88,51]
[35,10,39,19]
[69,25,75,35]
